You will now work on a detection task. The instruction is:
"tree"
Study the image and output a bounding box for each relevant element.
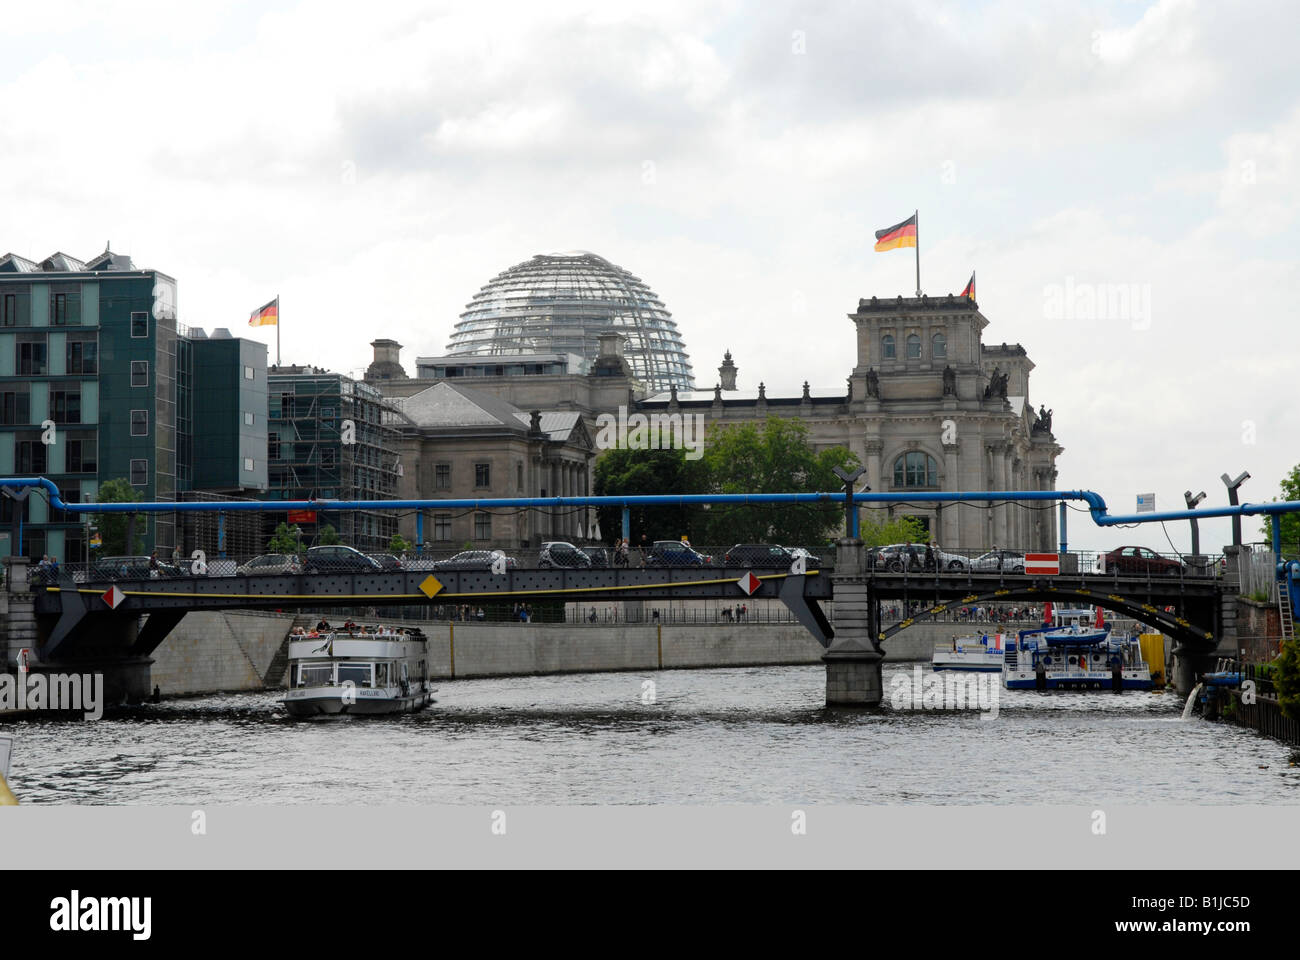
[318,524,341,546]
[389,533,411,554]
[859,513,930,548]
[91,478,146,555]
[1276,633,1300,722]
[267,522,300,554]
[1262,465,1300,555]
[694,417,860,546]
[593,447,705,544]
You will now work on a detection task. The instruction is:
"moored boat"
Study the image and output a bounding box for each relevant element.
[1003,604,1153,691]
[931,632,1005,672]
[281,627,434,716]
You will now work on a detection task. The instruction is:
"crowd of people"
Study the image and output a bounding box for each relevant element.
[290,618,417,639]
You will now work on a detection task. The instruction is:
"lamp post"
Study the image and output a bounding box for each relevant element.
[1220,471,1250,547]
[1183,489,1205,557]
[832,465,867,539]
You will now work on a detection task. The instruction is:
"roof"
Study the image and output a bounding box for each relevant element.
[398,381,585,443]
[643,387,845,404]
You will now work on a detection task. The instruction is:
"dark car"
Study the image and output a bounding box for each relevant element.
[538,542,592,569]
[433,550,518,571]
[1099,546,1184,576]
[91,556,185,581]
[302,545,383,574]
[646,540,711,567]
[367,553,404,571]
[725,544,800,568]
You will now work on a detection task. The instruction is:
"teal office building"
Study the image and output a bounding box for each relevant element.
[0,247,268,562]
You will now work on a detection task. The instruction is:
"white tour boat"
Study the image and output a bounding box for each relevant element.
[931,632,1005,672]
[282,628,434,717]
[1003,604,1153,691]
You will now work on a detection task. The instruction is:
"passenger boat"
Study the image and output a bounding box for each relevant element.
[281,627,434,716]
[931,632,1005,672]
[1003,604,1153,691]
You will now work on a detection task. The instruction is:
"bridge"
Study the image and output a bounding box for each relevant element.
[3,476,1298,707]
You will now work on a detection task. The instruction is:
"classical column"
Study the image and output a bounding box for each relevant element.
[863,438,884,534]
[942,438,960,547]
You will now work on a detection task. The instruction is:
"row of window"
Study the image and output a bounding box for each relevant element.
[0,294,151,334]
[13,340,147,380]
[881,332,946,361]
[434,462,492,490]
[430,513,493,540]
[12,436,97,474]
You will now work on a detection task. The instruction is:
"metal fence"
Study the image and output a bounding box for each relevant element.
[1238,544,1281,603]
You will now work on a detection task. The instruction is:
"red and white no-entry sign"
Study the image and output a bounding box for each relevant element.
[102,585,126,609]
[737,572,761,595]
[1024,553,1060,576]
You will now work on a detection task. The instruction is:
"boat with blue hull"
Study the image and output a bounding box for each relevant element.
[1003,605,1153,691]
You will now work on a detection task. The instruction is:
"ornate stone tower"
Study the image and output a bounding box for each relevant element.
[718,350,738,391]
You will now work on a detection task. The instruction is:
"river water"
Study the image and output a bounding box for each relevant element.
[4,664,1298,805]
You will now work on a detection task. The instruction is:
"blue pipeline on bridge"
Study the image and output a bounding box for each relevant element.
[4,475,1300,527]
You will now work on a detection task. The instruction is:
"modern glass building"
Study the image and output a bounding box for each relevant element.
[445,251,695,393]
[0,247,267,562]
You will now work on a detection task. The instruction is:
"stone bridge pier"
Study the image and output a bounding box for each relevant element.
[823,539,884,707]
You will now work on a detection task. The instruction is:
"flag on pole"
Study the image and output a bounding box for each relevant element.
[249,297,279,327]
[874,214,918,252]
[961,271,976,301]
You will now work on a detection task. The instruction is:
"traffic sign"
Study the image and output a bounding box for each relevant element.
[737,572,761,595]
[1024,553,1060,576]
[102,585,126,609]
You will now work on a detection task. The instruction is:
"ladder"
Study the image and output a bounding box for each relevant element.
[1279,578,1295,644]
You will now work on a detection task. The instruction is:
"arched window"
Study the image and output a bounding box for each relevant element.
[932,332,946,360]
[881,334,895,360]
[906,334,921,359]
[893,451,938,488]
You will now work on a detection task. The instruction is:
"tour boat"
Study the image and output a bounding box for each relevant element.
[931,632,1005,672]
[281,628,434,716]
[1003,603,1153,691]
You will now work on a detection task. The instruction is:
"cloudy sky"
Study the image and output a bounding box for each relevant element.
[2,0,1296,552]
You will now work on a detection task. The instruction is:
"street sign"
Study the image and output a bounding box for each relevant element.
[737,572,761,595]
[1025,553,1060,576]
[102,585,125,609]
[1136,493,1155,513]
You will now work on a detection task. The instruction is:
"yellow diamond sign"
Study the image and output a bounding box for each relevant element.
[419,575,443,598]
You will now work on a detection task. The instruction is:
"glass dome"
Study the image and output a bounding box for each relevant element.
[445,251,695,393]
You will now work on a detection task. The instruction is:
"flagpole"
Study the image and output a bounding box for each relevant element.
[276,294,280,365]
[914,209,921,297]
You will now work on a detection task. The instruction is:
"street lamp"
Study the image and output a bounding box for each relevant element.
[1183,490,1206,557]
[833,465,866,539]
[1220,471,1250,547]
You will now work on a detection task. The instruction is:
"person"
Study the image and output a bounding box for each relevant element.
[316,617,331,632]
[149,549,160,578]
[905,542,919,571]
[639,535,649,568]
[924,541,935,571]
[588,606,597,623]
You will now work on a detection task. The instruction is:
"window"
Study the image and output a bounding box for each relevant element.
[244,411,254,426]
[244,366,254,380]
[50,284,80,326]
[474,512,492,540]
[16,439,47,474]
[906,334,922,359]
[66,339,97,374]
[131,360,149,387]
[131,312,149,338]
[2,294,16,326]
[49,387,81,424]
[434,514,452,541]
[893,451,939,488]
[474,463,490,488]
[932,332,947,360]
[130,459,148,486]
[130,409,149,436]
[881,334,896,360]
[67,436,97,473]
[243,457,255,472]
[0,387,30,425]
[17,340,47,376]
[435,464,451,490]
[268,432,280,461]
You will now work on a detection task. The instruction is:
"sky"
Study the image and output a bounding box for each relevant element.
[1,0,1296,553]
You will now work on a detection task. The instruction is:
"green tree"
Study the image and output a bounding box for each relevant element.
[91,478,146,555]
[318,523,341,546]
[1276,636,1300,722]
[694,417,860,546]
[389,533,411,554]
[859,513,930,548]
[1262,465,1300,555]
[267,522,300,554]
[593,447,705,544]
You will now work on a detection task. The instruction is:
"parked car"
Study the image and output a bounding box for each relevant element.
[91,556,185,581]
[235,553,302,577]
[433,550,518,571]
[646,540,712,567]
[969,549,1025,574]
[367,553,404,571]
[302,545,383,574]
[873,542,967,572]
[725,544,805,568]
[1097,546,1184,576]
[538,542,592,569]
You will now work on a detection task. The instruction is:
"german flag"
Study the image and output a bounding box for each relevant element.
[961,271,975,301]
[249,297,278,327]
[874,214,917,252]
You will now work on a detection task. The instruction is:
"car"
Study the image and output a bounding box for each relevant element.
[91,556,185,581]
[725,544,801,568]
[872,542,966,572]
[235,553,302,577]
[302,545,383,574]
[646,540,712,567]
[367,553,404,571]
[433,550,518,571]
[538,541,592,569]
[969,549,1025,574]
[1097,546,1184,576]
